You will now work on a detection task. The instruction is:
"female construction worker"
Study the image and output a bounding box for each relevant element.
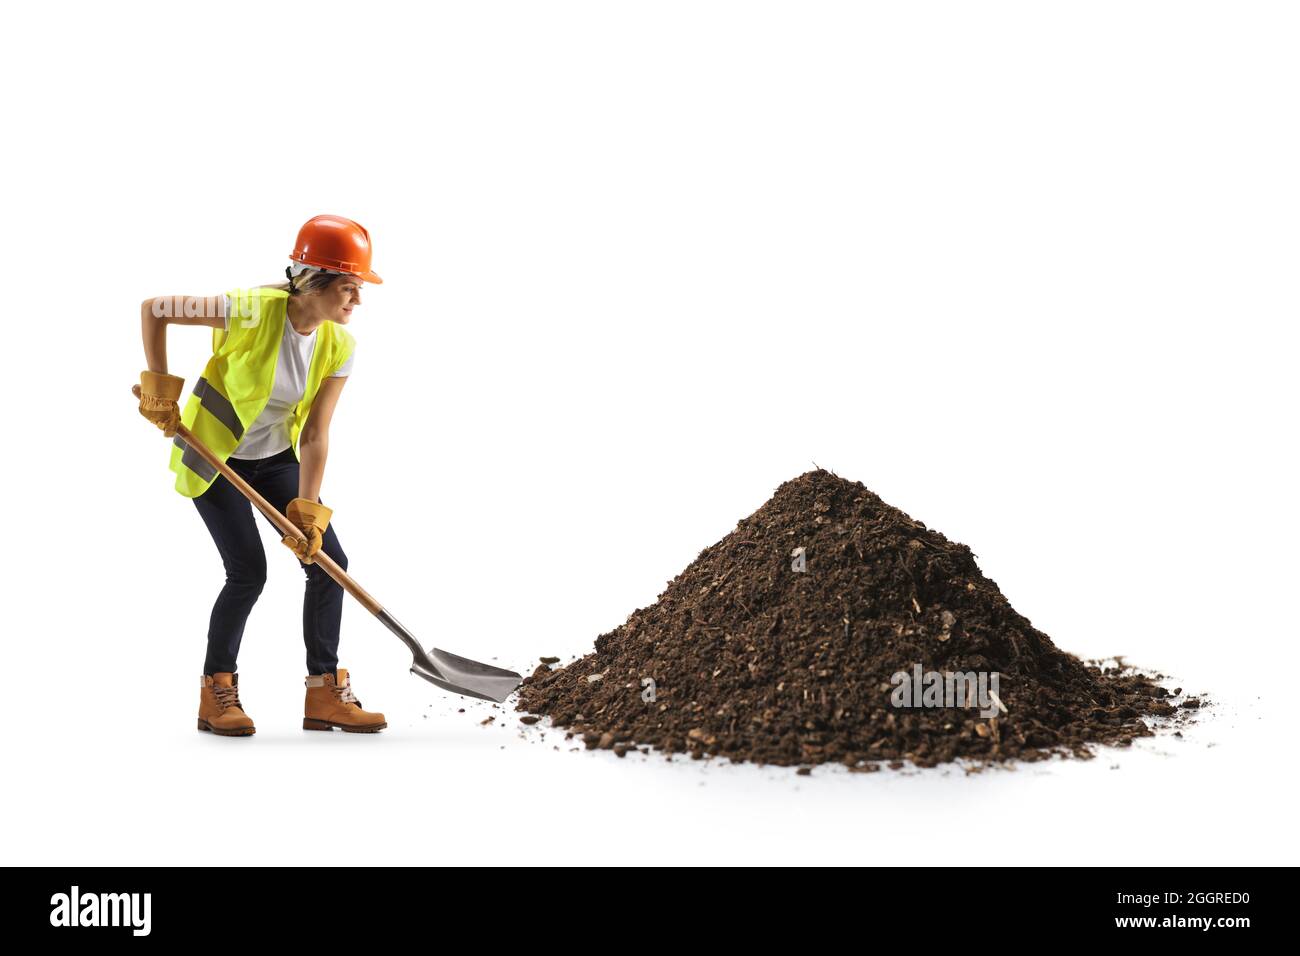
[133,214,388,738]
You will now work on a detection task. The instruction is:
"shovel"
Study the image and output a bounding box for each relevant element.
[162,422,522,703]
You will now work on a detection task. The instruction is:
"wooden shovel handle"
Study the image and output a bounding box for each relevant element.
[174,424,384,616]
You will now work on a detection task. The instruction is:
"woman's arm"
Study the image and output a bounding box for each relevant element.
[298,375,348,502]
[140,295,224,372]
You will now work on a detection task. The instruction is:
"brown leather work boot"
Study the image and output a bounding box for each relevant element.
[303,668,387,733]
[197,672,256,737]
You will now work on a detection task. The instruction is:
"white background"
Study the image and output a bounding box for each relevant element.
[2,1,1296,865]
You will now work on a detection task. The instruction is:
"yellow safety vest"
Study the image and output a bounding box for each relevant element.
[168,287,356,497]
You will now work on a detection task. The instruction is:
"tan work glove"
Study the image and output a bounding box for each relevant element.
[282,498,333,564]
[131,370,184,437]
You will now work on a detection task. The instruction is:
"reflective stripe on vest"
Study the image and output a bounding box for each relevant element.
[168,287,355,498]
[172,434,217,483]
[193,376,244,440]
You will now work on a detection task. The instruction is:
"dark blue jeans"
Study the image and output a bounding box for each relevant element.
[192,445,348,676]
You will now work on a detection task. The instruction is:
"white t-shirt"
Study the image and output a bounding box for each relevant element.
[222,295,354,460]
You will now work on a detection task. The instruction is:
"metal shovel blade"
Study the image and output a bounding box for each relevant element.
[377,609,522,703]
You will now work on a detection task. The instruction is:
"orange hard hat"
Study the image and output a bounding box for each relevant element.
[289,215,383,284]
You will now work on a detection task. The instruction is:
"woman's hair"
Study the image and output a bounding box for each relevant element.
[261,267,349,297]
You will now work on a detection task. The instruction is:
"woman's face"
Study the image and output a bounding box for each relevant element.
[323,275,363,324]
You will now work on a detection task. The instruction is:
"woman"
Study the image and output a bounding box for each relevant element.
[133,214,388,738]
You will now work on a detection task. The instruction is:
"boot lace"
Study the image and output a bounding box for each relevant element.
[212,683,243,711]
[334,681,361,706]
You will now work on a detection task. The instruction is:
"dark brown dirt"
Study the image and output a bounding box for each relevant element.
[517,470,1186,770]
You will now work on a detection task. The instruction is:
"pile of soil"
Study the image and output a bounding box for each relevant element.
[517,470,1189,769]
